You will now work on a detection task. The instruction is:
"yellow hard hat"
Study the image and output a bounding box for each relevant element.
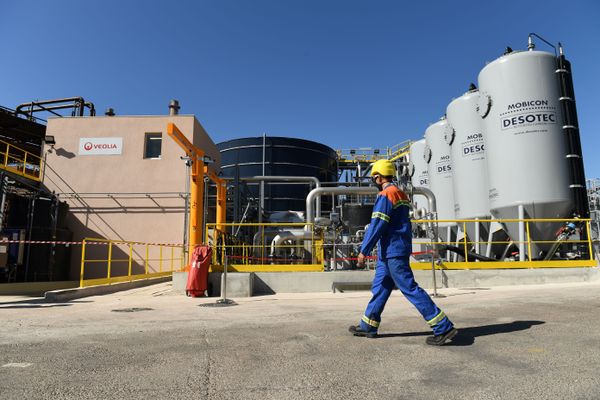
[371,159,396,177]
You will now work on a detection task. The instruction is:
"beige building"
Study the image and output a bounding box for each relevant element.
[43,115,221,280]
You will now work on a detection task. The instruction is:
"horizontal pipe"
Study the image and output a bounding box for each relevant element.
[306,186,378,225]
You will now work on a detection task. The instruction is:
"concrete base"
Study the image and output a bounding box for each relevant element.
[172,271,253,297]
[44,276,171,302]
[172,267,600,297]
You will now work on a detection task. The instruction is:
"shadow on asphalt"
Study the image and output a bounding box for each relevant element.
[0,298,92,309]
[376,320,546,346]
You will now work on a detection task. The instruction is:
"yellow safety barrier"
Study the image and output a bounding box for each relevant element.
[79,238,186,287]
[204,223,324,272]
[204,218,596,272]
[410,217,597,270]
[0,139,43,182]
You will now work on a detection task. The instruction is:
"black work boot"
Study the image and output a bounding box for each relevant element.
[349,325,377,338]
[426,328,458,346]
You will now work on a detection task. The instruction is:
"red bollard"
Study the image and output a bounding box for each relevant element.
[186,245,212,297]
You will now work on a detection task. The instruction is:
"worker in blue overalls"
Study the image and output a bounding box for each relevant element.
[349,159,458,345]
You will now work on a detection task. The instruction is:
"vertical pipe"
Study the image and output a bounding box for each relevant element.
[485,220,494,258]
[518,205,526,261]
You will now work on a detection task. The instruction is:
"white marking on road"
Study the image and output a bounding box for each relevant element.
[2,363,33,368]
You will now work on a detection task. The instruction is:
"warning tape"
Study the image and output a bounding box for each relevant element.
[0,240,185,247]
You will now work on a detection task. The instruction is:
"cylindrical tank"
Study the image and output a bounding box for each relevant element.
[217,137,338,212]
[477,49,572,256]
[424,117,456,228]
[408,138,430,212]
[446,85,490,220]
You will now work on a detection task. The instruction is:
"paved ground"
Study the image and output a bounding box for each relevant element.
[1,281,599,400]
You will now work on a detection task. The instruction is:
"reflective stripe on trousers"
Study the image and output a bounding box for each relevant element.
[359,256,453,335]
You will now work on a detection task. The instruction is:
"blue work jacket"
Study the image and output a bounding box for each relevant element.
[360,183,412,259]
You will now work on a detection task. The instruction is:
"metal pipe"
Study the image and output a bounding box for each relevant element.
[305,186,378,225]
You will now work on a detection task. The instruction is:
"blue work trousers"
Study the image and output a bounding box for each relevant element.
[359,256,453,336]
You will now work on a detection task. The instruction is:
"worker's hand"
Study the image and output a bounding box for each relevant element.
[357,253,366,268]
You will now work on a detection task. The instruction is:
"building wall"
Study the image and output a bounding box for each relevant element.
[43,115,221,280]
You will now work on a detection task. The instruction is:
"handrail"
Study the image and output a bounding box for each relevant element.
[79,237,185,287]
[0,139,43,182]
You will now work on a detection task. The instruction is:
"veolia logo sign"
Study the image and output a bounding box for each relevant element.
[79,137,123,155]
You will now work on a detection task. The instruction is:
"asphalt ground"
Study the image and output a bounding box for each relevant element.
[1,281,599,400]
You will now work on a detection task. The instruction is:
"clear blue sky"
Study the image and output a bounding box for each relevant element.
[1,1,599,175]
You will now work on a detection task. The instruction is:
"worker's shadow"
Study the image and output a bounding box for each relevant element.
[377,320,545,346]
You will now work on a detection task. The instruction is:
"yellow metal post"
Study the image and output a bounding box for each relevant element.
[128,244,133,281]
[159,246,163,272]
[586,221,594,261]
[170,246,174,271]
[79,239,87,287]
[526,221,533,262]
[167,123,206,265]
[145,244,149,274]
[107,242,113,280]
[462,222,468,264]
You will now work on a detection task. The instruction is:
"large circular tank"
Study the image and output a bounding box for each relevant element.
[424,117,456,228]
[217,136,338,212]
[477,50,572,256]
[408,138,429,212]
[446,86,490,220]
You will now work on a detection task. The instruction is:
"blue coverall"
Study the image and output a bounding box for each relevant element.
[358,182,454,336]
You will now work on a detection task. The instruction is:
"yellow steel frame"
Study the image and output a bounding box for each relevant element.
[0,139,43,181]
[79,238,186,287]
[167,123,226,264]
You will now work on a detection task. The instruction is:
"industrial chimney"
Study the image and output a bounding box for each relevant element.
[169,99,180,115]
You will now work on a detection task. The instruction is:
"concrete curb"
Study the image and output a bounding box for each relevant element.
[44,276,171,302]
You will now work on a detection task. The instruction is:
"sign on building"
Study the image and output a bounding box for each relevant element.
[78,138,123,155]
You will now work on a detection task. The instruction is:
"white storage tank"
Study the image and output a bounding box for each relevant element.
[446,84,490,220]
[424,117,456,229]
[446,84,491,251]
[408,138,429,213]
[477,49,572,257]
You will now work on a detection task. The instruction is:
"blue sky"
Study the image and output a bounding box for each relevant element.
[1,1,599,175]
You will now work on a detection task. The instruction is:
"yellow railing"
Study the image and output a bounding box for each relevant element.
[203,218,596,272]
[0,139,43,181]
[204,223,324,272]
[79,238,186,287]
[410,217,596,270]
[337,140,412,164]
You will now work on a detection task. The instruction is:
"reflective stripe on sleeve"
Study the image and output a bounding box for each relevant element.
[427,311,446,327]
[371,212,390,222]
[362,316,380,328]
[393,200,411,209]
